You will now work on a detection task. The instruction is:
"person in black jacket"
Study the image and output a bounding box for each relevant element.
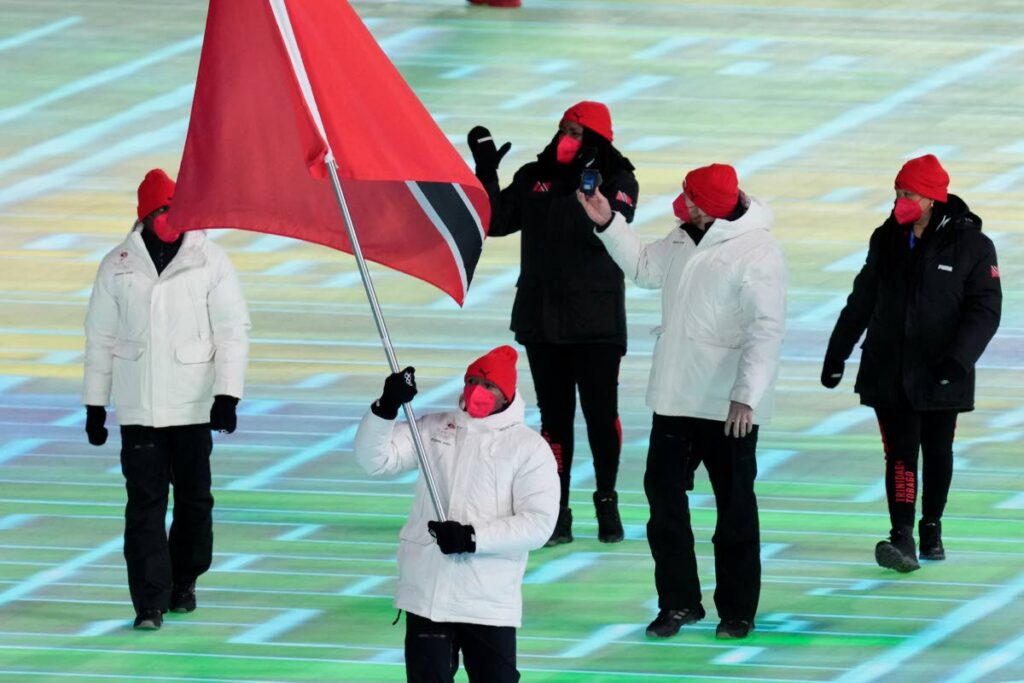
[467,101,639,545]
[821,155,1001,572]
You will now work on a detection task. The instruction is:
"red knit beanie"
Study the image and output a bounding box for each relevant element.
[562,101,613,142]
[895,154,949,202]
[465,345,518,401]
[684,164,739,219]
[137,169,176,220]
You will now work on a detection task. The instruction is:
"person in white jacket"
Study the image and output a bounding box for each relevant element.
[578,163,787,640]
[83,169,250,630]
[355,345,558,682]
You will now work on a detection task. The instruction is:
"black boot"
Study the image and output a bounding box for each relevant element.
[170,580,197,613]
[875,526,920,573]
[918,519,945,560]
[133,609,163,630]
[716,619,755,640]
[544,507,573,547]
[645,606,705,638]
[593,490,624,543]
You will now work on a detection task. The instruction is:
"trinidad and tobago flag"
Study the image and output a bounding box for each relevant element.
[168,0,490,304]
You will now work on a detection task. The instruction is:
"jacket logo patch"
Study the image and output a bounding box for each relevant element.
[615,190,634,207]
[532,181,552,193]
[991,265,1000,279]
[937,264,953,272]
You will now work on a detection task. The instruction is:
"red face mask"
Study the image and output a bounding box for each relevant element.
[463,384,497,418]
[556,135,581,165]
[150,212,181,244]
[893,197,924,225]
[672,192,693,223]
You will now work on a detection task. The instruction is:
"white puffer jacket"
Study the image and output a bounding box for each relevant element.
[354,392,559,627]
[597,198,787,423]
[83,226,250,427]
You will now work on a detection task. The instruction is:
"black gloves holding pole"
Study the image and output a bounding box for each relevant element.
[467,126,510,184]
[428,520,477,554]
[371,367,471,553]
[371,367,418,420]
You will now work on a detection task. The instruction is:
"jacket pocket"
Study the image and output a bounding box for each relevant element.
[925,375,971,409]
[113,341,145,361]
[111,341,145,411]
[560,285,622,341]
[689,334,741,350]
[510,282,543,337]
[493,457,514,517]
[456,555,521,612]
[174,341,216,404]
[681,296,741,350]
[399,522,436,548]
[175,341,215,364]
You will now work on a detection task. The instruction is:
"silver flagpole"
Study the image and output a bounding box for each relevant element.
[325,158,447,522]
[266,0,446,520]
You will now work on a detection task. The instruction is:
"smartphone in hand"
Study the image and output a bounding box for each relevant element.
[580,169,602,196]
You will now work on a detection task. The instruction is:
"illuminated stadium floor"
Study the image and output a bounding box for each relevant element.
[1,1,1023,681]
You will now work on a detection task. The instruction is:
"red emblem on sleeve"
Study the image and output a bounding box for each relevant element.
[991,265,1000,279]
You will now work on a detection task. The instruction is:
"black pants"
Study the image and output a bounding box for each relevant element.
[404,612,519,683]
[120,424,214,613]
[874,407,958,531]
[644,413,760,621]
[524,343,623,505]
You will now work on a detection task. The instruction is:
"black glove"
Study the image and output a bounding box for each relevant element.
[85,405,108,446]
[934,357,967,386]
[428,520,477,554]
[371,367,418,420]
[820,355,845,389]
[210,395,239,433]
[467,126,510,184]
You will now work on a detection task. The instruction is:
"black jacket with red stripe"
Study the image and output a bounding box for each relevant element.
[826,194,1002,411]
[485,141,639,349]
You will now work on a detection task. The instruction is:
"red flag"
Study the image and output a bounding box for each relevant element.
[168,0,490,304]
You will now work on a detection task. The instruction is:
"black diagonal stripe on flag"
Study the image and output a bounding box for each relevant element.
[413,181,484,287]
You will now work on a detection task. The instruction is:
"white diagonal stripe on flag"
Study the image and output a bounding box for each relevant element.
[407,181,469,300]
[268,0,332,160]
[452,182,485,242]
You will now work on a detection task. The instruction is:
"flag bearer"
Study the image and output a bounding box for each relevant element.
[355,346,559,682]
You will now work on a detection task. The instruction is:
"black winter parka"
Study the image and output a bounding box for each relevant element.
[485,136,639,349]
[826,195,1001,411]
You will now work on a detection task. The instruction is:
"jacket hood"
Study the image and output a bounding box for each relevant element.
[455,390,526,433]
[535,129,635,177]
[122,224,209,276]
[126,223,207,251]
[700,196,774,248]
[943,194,982,232]
[881,193,982,234]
